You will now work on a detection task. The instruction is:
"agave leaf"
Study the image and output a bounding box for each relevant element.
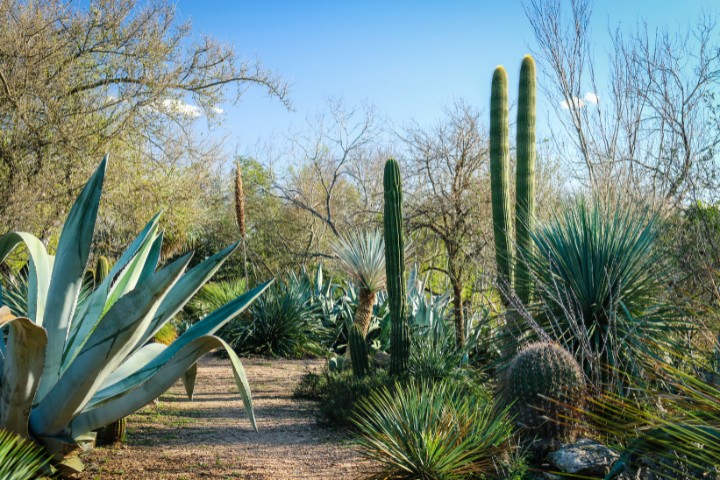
[182,363,198,400]
[134,242,240,350]
[71,335,256,435]
[36,158,107,404]
[62,221,160,372]
[0,232,51,326]
[30,254,191,437]
[98,343,166,392]
[0,307,48,437]
[104,230,161,313]
[88,281,272,406]
[137,231,164,285]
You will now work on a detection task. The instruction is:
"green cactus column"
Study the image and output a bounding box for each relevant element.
[383,159,409,375]
[515,55,536,306]
[348,323,369,378]
[490,66,513,291]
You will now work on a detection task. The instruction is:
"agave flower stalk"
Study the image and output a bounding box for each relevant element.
[235,163,248,287]
[0,156,271,472]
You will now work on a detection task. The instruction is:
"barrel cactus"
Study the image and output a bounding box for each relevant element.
[502,342,586,453]
[95,417,126,446]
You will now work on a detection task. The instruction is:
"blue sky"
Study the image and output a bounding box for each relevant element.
[175,0,718,157]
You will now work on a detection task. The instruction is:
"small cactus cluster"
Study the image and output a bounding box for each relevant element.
[383,159,409,375]
[502,341,586,452]
[348,323,369,378]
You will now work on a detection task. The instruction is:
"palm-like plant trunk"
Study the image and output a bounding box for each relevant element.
[355,288,377,336]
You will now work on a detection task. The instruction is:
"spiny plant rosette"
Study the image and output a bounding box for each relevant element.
[502,341,586,454]
[0,156,271,472]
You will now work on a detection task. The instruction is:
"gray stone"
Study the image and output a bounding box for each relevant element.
[548,438,620,475]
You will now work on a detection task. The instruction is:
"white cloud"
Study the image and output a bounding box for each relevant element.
[560,92,599,110]
[584,92,599,105]
[161,98,202,118]
[211,106,224,115]
[561,96,585,110]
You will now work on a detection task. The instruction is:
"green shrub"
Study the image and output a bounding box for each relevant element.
[303,369,396,427]
[353,379,513,480]
[226,278,328,358]
[0,429,50,480]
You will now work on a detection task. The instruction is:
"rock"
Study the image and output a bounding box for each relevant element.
[548,438,620,475]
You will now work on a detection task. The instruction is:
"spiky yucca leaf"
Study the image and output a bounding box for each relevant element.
[353,379,513,480]
[334,229,386,293]
[0,429,50,480]
[584,354,720,479]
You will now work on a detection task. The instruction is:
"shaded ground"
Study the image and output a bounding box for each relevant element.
[81,357,372,479]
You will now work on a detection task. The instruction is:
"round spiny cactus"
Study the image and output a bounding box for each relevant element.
[503,341,585,452]
[96,416,127,445]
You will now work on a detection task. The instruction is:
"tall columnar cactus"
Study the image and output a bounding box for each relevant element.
[95,255,110,284]
[348,323,369,378]
[383,159,409,375]
[490,66,513,291]
[502,342,586,453]
[515,55,536,305]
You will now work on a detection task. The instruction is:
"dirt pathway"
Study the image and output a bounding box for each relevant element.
[81,357,371,479]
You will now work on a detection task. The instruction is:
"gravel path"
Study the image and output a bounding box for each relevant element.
[81,357,371,479]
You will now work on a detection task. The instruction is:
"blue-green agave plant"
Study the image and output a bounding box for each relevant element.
[0,157,271,468]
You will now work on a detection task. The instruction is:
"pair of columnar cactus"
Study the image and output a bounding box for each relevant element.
[490,55,536,307]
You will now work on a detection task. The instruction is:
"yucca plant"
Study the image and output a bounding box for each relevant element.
[334,229,386,336]
[586,353,720,479]
[353,378,513,480]
[522,199,681,393]
[226,275,327,358]
[0,429,51,480]
[0,157,271,472]
[190,278,248,318]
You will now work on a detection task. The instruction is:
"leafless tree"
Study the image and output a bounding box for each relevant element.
[401,101,494,347]
[267,99,387,263]
[525,0,720,204]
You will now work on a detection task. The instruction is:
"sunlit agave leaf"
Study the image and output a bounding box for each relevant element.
[137,231,164,285]
[87,281,272,406]
[30,254,191,437]
[62,217,162,372]
[72,335,257,435]
[0,307,47,437]
[133,242,240,351]
[0,232,51,326]
[36,157,106,404]
[98,343,166,391]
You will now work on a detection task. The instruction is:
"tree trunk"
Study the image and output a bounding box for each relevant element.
[354,288,377,336]
[452,281,465,348]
